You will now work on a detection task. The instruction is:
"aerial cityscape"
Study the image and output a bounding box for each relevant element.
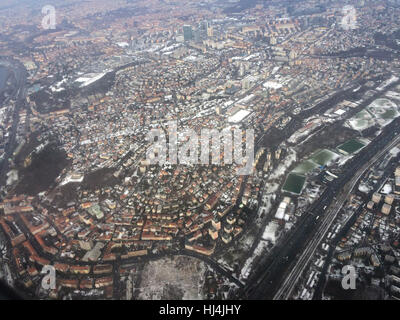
[0,0,400,301]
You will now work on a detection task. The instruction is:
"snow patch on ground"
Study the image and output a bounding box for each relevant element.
[269,148,297,180]
[240,240,269,280]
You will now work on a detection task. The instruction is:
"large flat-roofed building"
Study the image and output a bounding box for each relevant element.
[382,203,392,215]
[367,201,375,210]
[372,192,382,204]
[227,109,252,123]
[385,194,395,205]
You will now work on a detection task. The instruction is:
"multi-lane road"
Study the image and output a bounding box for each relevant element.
[0,60,27,187]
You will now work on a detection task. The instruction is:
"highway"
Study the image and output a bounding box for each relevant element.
[0,60,27,187]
